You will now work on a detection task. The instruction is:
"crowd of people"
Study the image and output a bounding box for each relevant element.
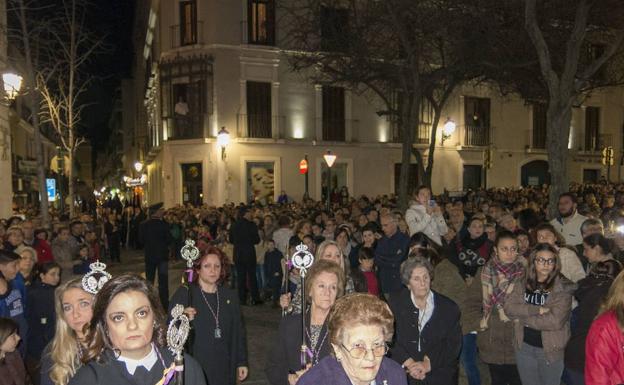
[1,181,624,384]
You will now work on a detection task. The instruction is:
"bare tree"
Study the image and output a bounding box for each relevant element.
[466,0,624,216]
[280,0,479,209]
[37,0,102,217]
[7,0,55,226]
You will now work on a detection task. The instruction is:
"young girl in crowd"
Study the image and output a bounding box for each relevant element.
[0,318,27,385]
[33,229,54,264]
[26,262,61,383]
[505,243,573,385]
[40,278,94,385]
[466,230,524,385]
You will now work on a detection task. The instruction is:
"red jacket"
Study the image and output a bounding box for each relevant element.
[585,310,624,385]
[34,239,54,263]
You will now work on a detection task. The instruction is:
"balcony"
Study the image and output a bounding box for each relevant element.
[464,124,490,147]
[164,114,205,140]
[390,123,431,144]
[170,22,204,49]
[237,114,285,139]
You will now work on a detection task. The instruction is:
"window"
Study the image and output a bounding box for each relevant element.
[322,86,345,141]
[248,0,275,45]
[247,81,272,138]
[532,103,547,149]
[585,106,600,151]
[464,97,490,146]
[320,7,348,52]
[463,165,483,190]
[179,1,197,46]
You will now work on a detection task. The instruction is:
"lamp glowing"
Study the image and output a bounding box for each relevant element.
[2,72,22,101]
[441,118,456,145]
[134,161,144,173]
[217,126,230,160]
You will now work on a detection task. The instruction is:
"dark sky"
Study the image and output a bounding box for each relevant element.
[80,0,135,151]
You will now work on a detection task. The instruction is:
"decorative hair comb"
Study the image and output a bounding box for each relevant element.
[81,260,112,294]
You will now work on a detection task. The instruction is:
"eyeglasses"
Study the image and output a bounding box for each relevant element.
[536,257,556,266]
[341,342,388,359]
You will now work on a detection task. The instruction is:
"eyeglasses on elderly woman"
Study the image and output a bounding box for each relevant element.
[340,342,388,359]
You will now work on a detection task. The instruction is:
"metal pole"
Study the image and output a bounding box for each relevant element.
[300,272,307,369]
[304,155,309,200]
[57,146,64,214]
[326,166,331,211]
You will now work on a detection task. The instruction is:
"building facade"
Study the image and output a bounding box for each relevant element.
[129,0,624,208]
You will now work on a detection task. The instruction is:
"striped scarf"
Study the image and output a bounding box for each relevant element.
[481,255,525,325]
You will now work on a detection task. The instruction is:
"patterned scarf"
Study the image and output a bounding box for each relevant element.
[481,255,525,325]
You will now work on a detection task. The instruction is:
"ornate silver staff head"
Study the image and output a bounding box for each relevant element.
[180,239,200,269]
[81,260,112,295]
[291,243,314,278]
[167,304,190,361]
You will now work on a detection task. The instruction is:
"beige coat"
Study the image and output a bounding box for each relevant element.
[504,276,575,362]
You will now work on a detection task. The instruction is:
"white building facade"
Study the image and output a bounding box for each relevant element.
[131,0,624,208]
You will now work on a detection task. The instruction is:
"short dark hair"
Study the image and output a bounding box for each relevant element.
[583,233,615,255]
[194,246,231,285]
[358,247,374,261]
[559,192,577,204]
[0,249,20,265]
[414,185,430,196]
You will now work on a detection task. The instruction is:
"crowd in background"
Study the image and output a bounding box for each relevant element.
[0,181,624,384]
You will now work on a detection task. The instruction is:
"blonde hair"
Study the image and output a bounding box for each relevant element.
[48,279,93,385]
[315,240,345,271]
[599,269,624,332]
[328,293,394,346]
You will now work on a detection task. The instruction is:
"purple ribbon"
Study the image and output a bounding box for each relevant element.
[185,269,194,283]
[162,368,176,385]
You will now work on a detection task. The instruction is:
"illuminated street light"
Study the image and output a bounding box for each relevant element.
[442,118,456,145]
[217,126,230,160]
[2,72,23,102]
[134,161,144,172]
[323,150,337,211]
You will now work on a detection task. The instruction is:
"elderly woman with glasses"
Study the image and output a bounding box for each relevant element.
[297,293,406,385]
[389,256,462,385]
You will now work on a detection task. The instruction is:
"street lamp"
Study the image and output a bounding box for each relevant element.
[323,150,337,211]
[441,117,456,145]
[134,161,144,173]
[2,72,23,102]
[217,126,230,160]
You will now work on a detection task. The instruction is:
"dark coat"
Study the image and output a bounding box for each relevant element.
[297,355,407,385]
[564,274,612,371]
[169,285,247,385]
[138,218,172,262]
[389,288,462,385]
[25,281,56,360]
[68,348,206,385]
[265,312,331,385]
[229,218,260,264]
[374,231,410,294]
[0,351,28,385]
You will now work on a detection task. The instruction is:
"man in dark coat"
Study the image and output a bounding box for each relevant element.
[229,206,261,304]
[374,213,410,298]
[139,203,172,309]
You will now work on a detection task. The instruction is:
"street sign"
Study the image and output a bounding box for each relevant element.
[18,160,38,175]
[46,178,56,202]
[50,155,70,174]
[299,159,308,174]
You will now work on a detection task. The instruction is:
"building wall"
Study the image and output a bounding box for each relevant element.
[135,1,624,208]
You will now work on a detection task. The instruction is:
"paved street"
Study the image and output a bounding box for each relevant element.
[109,248,280,385]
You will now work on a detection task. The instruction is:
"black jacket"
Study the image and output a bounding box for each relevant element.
[564,274,613,371]
[139,218,172,262]
[389,288,462,385]
[265,312,331,385]
[229,218,260,264]
[68,347,206,385]
[26,281,56,360]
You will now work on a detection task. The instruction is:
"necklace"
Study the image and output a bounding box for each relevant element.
[200,286,222,339]
[304,323,328,365]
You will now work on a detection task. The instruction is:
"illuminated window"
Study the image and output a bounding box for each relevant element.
[248,0,275,45]
[179,1,197,46]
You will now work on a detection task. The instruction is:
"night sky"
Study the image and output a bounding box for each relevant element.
[80,0,135,151]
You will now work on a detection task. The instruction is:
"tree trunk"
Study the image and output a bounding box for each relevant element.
[398,94,420,211]
[68,151,75,217]
[546,98,573,218]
